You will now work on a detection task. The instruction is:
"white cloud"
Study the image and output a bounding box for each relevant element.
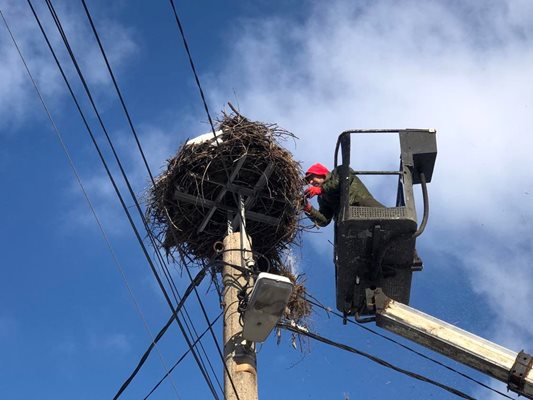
[62,123,182,237]
[209,0,533,356]
[0,0,137,130]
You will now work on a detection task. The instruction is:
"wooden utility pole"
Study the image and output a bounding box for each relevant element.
[223,230,258,400]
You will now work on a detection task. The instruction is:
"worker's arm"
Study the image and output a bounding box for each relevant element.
[304,202,335,227]
[304,171,338,227]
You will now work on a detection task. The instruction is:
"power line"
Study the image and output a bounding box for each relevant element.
[77,0,234,396]
[0,7,181,399]
[144,312,224,400]
[28,1,219,397]
[77,0,155,186]
[167,0,217,139]
[40,3,217,393]
[279,321,477,400]
[304,293,515,400]
[76,0,245,396]
[114,265,210,399]
[115,257,251,399]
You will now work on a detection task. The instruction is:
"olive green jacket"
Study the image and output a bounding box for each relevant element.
[305,168,383,227]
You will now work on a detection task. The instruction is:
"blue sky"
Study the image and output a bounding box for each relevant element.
[1,0,532,399]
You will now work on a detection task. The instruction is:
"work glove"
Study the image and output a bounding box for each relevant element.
[304,186,322,198]
[303,202,312,213]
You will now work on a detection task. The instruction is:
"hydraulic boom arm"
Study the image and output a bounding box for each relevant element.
[366,289,533,399]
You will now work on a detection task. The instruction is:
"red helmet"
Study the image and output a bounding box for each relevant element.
[305,163,329,178]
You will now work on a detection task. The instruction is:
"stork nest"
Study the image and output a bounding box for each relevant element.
[146,110,311,325]
[146,111,305,265]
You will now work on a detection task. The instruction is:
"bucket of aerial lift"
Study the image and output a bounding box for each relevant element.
[334,129,436,316]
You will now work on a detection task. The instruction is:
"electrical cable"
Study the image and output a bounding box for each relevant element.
[40,2,219,395]
[114,265,209,399]
[279,321,477,400]
[43,2,219,394]
[167,0,218,142]
[28,2,219,397]
[0,8,181,399]
[303,293,515,400]
[77,1,236,396]
[115,255,255,400]
[78,0,155,186]
[166,0,246,228]
[144,312,224,400]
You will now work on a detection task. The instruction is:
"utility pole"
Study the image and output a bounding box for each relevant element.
[222,213,258,400]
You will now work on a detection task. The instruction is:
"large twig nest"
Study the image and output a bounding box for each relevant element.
[147,111,305,266]
[147,110,312,329]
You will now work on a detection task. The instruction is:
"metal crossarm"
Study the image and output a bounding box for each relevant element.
[173,190,280,226]
[197,156,247,233]
[231,162,275,229]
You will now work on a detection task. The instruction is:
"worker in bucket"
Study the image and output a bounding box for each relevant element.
[303,162,383,227]
[303,162,423,267]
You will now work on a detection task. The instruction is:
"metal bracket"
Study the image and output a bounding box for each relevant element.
[364,287,389,314]
[231,162,275,230]
[508,350,533,393]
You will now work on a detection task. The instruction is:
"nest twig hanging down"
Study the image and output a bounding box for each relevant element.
[146,111,304,265]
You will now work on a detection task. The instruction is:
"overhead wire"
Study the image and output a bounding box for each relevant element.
[303,292,515,400]
[279,321,477,400]
[0,7,181,399]
[144,312,224,400]
[40,2,218,394]
[28,1,219,397]
[114,264,211,400]
[115,256,252,399]
[167,0,217,141]
[78,0,234,396]
[38,3,218,394]
[157,1,254,397]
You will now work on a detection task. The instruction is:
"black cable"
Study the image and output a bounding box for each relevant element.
[0,8,182,397]
[77,1,234,395]
[413,171,429,238]
[303,293,515,400]
[41,4,219,396]
[144,313,223,400]
[279,321,477,400]
[78,0,155,186]
[166,0,242,211]
[166,2,254,396]
[29,2,219,398]
[43,3,218,394]
[114,266,209,399]
[169,2,261,397]
[116,256,254,400]
[167,0,218,141]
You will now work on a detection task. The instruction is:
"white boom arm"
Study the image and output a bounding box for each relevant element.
[367,289,533,399]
